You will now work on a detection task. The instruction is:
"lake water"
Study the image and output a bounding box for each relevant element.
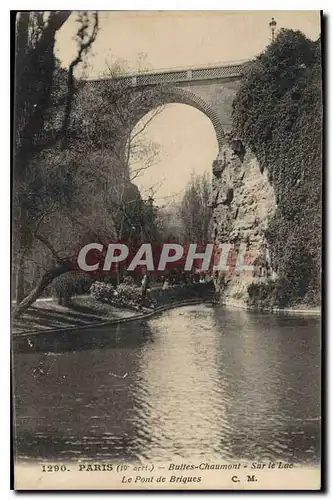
[13,304,321,464]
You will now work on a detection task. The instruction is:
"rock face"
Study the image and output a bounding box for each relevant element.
[211,138,277,307]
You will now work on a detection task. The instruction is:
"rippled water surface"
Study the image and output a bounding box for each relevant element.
[14,304,321,463]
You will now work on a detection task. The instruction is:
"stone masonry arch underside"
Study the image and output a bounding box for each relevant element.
[132,86,225,152]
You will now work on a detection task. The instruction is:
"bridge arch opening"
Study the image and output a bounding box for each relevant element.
[130,86,225,151]
[127,86,224,199]
[129,101,219,200]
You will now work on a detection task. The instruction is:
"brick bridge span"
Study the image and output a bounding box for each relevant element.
[84,61,250,152]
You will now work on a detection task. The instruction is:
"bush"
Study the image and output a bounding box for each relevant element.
[90,281,115,302]
[116,283,142,302]
[247,280,276,310]
[90,280,215,311]
[122,276,136,286]
[90,280,142,311]
[52,271,95,305]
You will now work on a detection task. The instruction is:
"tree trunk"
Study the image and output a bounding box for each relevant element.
[12,261,73,318]
[14,229,30,303]
[116,262,121,286]
[15,252,25,303]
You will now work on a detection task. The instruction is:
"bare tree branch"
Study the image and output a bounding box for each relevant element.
[61,12,99,148]
[35,233,63,262]
[24,257,49,272]
[130,105,166,143]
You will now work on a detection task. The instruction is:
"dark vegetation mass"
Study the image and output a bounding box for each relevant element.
[13,16,321,316]
[232,29,322,308]
[13,12,212,317]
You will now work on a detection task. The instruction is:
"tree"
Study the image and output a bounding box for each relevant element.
[179,172,212,244]
[13,48,167,314]
[70,60,168,244]
[13,11,99,317]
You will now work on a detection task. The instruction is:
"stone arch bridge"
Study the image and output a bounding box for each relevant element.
[84,61,249,154]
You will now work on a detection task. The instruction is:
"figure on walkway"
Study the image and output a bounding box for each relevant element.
[141,271,150,301]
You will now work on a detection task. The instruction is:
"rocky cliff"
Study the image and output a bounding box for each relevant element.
[211,137,277,308]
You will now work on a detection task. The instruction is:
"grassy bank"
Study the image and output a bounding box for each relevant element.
[12,296,137,334]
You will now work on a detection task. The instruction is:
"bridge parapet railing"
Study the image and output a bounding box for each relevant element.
[192,64,245,80]
[135,64,246,86]
[83,61,251,87]
[137,70,188,85]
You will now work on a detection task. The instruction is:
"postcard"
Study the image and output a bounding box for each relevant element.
[12,10,322,490]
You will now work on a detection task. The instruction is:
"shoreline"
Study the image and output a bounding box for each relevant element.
[12,296,321,340]
[13,298,216,339]
[222,298,321,316]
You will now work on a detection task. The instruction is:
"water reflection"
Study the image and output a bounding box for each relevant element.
[211,309,320,462]
[129,308,229,461]
[13,305,320,464]
[13,321,154,462]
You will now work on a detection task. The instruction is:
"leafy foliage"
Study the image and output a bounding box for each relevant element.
[232,29,322,307]
[247,280,276,310]
[90,281,115,302]
[90,281,142,310]
[52,272,95,302]
[90,279,215,312]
